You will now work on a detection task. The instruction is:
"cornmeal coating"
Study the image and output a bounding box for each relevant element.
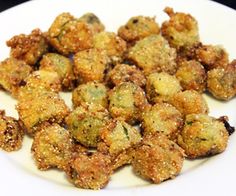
[132,133,185,184]
[72,82,108,108]
[79,12,105,33]
[6,28,48,66]
[176,59,206,93]
[73,48,109,83]
[146,72,182,103]
[127,34,177,75]
[66,152,112,190]
[0,110,24,152]
[93,31,127,63]
[108,82,148,125]
[169,90,209,116]
[178,114,229,159]
[195,44,229,70]
[48,13,94,55]
[161,7,199,51]
[31,123,74,170]
[0,58,32,96]
[141,103,183,142]
[17,91,70,135]
[40,53,75,90]
[66,104,110,147]
[107,63,146,88]
[118,16,160,45]
[207,60,236,100]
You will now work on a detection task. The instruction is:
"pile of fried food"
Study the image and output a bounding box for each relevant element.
[0,7,235,189]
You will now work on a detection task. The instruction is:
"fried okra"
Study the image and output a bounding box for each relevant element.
[79,12,105,33]
[127,34,177,75]
[118,16,160,45]
[73,49,109,83]
[72,82,108,108]
[0,110,24,152]
[207,60,236,100]
[66,104,110,147]
[48,13,94,55]
[178,114,229,159]
[66,152,112,190]
[17,91,70,135]
[161,7,199,51]
[132,133,185,184]
[141,103,183,142]
[6,29,48,66]
[31,123,74,170]
[107,63,146,88]
[169,90,209,116]
[93,32,127,63]
[195,44,229,70]
[146,72,182,103]
[108,82,148,125]
[39,53,75,90]
[176,59,206,93]
[0,58,32,96]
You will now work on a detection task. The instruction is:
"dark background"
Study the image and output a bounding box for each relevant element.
[0,0,236,12]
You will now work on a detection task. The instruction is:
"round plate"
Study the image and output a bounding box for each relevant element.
[0,0,235,196]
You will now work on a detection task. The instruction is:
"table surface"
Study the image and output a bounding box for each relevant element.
[0,0,236,12]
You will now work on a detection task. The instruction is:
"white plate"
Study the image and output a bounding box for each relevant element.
[0,0,235,196]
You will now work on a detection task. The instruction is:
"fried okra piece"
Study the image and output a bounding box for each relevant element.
[0,58,32,96]
[48,13,94,55]
[178,114,229,159]
[146,72,182,103]
[6,29,48,66]
[107,64,146,88]
[108,82,148,125]
[0,110,24,152]
[141,103,183,142]
[73,49,109,83]
[169,90,209,116]
[17,91,70,135]
[66,152,112,190]
[207,60,236,100]
[118,16,160,45]
[79,12,105,33]
[72,82,108,108]
[39,53,75,90]
[98,119,141,169]
[132,133,185,184]
[31,123,74,170]
[66,104,110,147]
[161,7,200,51]
[93,32,127,63]
[176,59,206,93]
[127,34,177,75]
[195,44,229,70]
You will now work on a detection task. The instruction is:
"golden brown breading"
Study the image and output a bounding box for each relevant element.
[66,152,112,190]
[6,28,48,66]
[178,114,229,159]
[127,34,177,75]
[31,123,74,170]
[132,133,185,184]
[0,110,24,152]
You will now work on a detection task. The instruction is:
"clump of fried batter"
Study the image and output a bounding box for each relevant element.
[132,133,185,184]
[0,110,24,152]
[178,114,229,159]
[66,152,112,190]
[31,123,74,170]
[6,28,48,66]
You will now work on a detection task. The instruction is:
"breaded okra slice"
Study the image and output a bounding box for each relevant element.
[6,28,48,66]
[0,110,24,152]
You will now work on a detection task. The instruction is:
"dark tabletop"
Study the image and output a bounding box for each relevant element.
[0,0,236,12]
